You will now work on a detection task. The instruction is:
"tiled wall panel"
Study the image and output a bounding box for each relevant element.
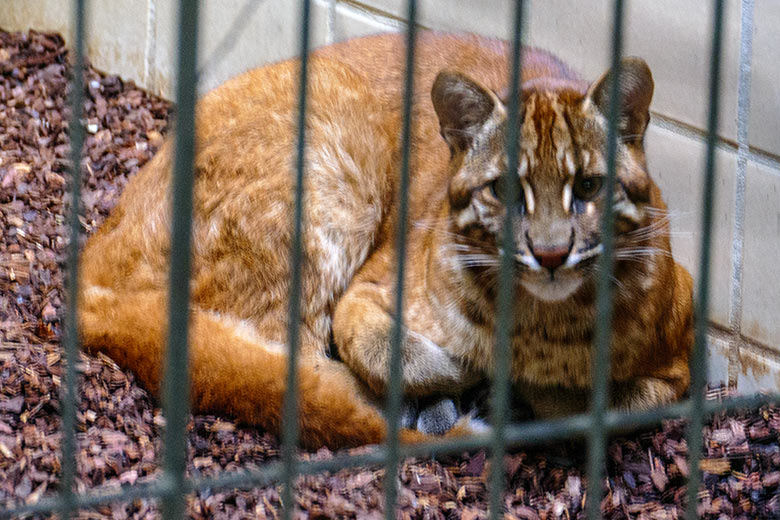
[644,124,737,327]
[749,1,780,157]
[151,0,332,99]
[741,161,780,349]
[357,0,742,144]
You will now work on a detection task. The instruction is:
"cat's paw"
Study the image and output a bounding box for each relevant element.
[415,396,459,436]
[400,398,420,429]
[612,377,678,411]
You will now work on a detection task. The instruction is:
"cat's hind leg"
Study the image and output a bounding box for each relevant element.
[78,284,423,448]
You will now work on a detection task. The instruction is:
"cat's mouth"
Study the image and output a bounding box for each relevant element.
[520,270,584,302]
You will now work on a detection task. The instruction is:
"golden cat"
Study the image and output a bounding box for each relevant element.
[78,32,693,449]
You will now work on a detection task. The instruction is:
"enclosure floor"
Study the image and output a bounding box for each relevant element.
[1,29,779,519]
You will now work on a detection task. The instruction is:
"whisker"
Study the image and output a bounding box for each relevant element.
[624,219,672,241]
[414,218,489,248]
[619,133,645,143]
[453,252,501,267]
[582,264,628,294]
[460,260,501,268]
[643,207,692,218]
[440,126,480,138]
[614,247,673,259]
[414,215,456,227]
[443,243,491,255]
[627,216,671,232]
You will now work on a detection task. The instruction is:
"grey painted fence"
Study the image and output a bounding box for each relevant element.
[3,1,779,519]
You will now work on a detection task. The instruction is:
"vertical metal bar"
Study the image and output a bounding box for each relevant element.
[160,0,199,518]
[383,1,417,517]
[61,0,87,518]
[729,0,754,357]
[487,1,524,518]
[280,1,312,518]
[585,0,625,518]
[685,1,725,519]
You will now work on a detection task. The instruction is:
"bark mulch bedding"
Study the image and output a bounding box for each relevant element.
[1,28,779,519]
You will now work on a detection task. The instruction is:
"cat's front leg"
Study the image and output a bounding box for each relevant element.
[333,281,468,398]
[516,377,682,418]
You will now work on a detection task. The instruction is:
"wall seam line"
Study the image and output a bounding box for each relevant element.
[648,114,780,175]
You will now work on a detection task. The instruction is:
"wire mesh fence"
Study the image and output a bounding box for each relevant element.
[2,0,779,519]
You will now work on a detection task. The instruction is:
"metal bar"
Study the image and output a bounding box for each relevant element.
[487,1,525,518]
[729,0,754,339]
[0,3,753,518]
[280,1,312,518]
[4,390,778,518]
[160,0,200,518]
[384,1,417,517]
[586,0,625,518]
[685,1,725,519]
[60,0,88,518]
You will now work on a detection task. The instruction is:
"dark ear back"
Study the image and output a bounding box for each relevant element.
[586,57,654,142]
[431,71,498,152]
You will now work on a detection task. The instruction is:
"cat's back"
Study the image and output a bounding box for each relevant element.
[316,32,585,106]
[82,54,400,310]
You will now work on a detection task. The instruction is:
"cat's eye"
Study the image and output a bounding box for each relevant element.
[489,175,524,211]
[573,175,604,201]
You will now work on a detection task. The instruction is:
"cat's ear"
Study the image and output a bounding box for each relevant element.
[431,71,500,153]
[585,57,654,143]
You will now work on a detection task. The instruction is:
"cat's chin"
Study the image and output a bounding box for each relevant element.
[520,275,583,302]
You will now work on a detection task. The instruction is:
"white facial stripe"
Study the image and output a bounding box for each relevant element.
[562,178,573,213]
[518,154,529,177]
[515,253,542,271]
[614,200,643,223]
[582,150,591,169]
[456,205,477,228]
[564,150,576,177]
[555,146,566,173]
[521,177,535,214]
[564,244,603,268]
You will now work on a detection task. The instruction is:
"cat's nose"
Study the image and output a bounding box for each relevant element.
[532,246,570,271]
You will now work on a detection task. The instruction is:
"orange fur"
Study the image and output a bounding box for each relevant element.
[79,32,693,449]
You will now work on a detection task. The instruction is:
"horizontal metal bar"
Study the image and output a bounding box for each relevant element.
[0,479,175,519]
[4,390,777,518]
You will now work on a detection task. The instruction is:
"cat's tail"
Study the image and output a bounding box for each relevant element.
[78,285,430,449]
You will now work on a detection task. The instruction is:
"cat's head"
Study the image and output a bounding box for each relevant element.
[431,58,657,302]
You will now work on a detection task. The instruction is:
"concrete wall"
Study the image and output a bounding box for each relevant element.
[2,0,779,392]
